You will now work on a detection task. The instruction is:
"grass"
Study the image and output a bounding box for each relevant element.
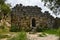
[8,31,27,40]
[0,27,27,40]
[0,34,10,39]
[0,27,11,39]
[43,28,60,36]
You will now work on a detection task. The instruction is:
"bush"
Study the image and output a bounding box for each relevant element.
[10,24,20,32]
[10,24,31,32]
[36,26,48,32]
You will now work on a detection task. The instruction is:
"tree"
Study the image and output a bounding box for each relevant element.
[0,0,11,19]
[41,0,60,16]
[0,0,11,30]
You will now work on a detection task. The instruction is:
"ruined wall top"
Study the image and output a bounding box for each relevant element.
[12,4,54,18]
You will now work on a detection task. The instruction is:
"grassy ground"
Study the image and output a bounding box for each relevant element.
[0,32,27,40]
[0,27,60,40]
[8,32,27,40]
[43,28,60,36]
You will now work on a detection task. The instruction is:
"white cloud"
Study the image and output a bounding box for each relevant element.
[6,0,58,18]
[6,0,50,11]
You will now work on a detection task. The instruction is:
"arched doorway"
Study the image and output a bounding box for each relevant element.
[32,18,36,27]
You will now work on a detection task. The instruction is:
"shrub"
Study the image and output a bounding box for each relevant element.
[10,24,20,32]
[36,26,48,32]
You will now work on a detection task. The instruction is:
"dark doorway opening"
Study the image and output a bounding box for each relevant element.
[32,18,36,27]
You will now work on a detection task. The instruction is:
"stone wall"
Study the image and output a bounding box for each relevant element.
[11,4,55,31]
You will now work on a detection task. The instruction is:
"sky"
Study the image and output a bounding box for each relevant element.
[6,0,59,18]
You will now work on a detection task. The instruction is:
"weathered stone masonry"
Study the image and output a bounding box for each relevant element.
[11,4,55,31]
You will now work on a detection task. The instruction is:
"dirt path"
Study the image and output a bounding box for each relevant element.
[27,33,59,40]
[0,32,59,40]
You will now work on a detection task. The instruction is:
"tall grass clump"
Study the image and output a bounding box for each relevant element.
[8,31,27,40]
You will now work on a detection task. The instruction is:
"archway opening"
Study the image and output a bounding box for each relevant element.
[32,18,36,27]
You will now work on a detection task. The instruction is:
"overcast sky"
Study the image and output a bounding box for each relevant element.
[6,0,59,18]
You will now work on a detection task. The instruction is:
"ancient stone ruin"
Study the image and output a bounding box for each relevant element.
[11,4,56,31]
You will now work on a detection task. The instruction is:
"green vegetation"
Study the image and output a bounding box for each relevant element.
[0,0,60,40]
[43,28,60,36]
[0,0,11,22]
[8,32,27,40]
[0,0,11,14]
[0,25,9,33]
[10,25,20,32]
[0,34,10,39]
[42,0,60,15]
[36,26,48,32]
[0,0,11,33]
